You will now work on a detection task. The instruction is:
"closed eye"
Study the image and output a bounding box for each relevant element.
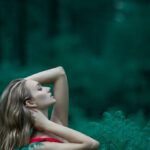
[36,83,42,91]
[37,86,42,91]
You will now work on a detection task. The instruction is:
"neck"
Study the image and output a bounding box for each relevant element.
[41,109,49,119]
[31,108,51,137]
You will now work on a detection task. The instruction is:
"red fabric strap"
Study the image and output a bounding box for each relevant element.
[30,137,64,144]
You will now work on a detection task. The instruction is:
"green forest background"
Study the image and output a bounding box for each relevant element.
[0,0,150,149]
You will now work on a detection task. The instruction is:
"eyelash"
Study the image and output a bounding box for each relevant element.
[38,86,42,91]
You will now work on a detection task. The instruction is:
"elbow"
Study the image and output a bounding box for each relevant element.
[94,141,100,150]
[57,66,66,76]
[87,141,100,150]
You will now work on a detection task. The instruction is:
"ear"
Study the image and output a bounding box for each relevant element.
[25,100,38,108]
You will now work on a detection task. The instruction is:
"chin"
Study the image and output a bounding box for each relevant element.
[49,97,56,105]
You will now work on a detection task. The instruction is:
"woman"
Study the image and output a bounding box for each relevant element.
[0,66,100,150]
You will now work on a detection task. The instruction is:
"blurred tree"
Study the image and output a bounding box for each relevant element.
[0,14,2,63]
[12,0,28,66]
[0,0,149,117]
[47,0,59,37]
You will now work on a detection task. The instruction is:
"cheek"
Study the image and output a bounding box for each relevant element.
[34,92,53,108]
[35,92,48,101]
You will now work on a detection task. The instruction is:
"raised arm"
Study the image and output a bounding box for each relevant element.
[25,66,69,126]
[50,67,69,126]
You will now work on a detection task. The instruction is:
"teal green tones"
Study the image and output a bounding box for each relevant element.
[0,1,150,149]
[15,142,43,150]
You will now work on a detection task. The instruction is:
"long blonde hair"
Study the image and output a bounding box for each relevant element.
[0,79,33,150]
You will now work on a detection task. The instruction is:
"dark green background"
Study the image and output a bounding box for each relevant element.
[0,0,150,149]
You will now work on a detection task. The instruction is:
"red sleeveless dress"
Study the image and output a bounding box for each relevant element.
[30,137,64,144]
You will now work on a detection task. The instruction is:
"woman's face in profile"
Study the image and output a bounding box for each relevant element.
[25,80,56,109]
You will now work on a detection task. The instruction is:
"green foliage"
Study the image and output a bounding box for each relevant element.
[0,0,150,115]
[0,1,150,149]
[70,107,150,150]
[15,142,42,150]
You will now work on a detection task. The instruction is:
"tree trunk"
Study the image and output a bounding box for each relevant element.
[0,15,2,63]
[12,0,27,66]
[47,0,59,37]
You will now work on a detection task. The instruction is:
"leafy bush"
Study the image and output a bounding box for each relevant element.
[69,107,150,150]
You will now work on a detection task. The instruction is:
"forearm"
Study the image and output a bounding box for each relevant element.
[44,120,100,149]
[31,142,98,150]
[25,66,65,84]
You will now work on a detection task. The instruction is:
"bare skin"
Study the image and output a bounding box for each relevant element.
[25,66,100,150]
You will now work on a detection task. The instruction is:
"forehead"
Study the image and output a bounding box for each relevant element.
[25,80,39,90]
